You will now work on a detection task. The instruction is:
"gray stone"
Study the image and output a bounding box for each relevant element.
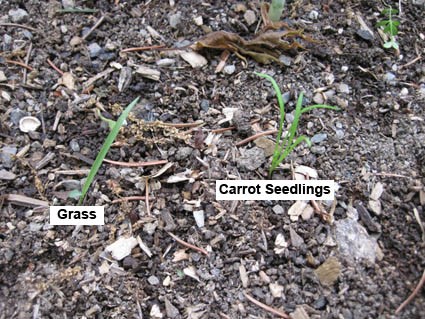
[0,169,16,180]
[200,99,210,112]
[356,29,374,41]
[156,58,175,66]
[61,0,75,8]
[238,147,265,171]
[8,8,28,23]
[69,139,80,152]
[338,83,350,94]
[289,227,304,248]
[244,10,256,26]
[88,43,103,58]
[311,133,328,144]
[279,55,293,67]
[29,222,43,232]
[175,147,192,160]
[223,65,236,75]
[147,275,160,285]
[308,10,319,21]
[383,72,396,83]
[169,12,181,28]
[0,146,17,168]
[10,109,26,126]
[311,146,326,155]
[272,205,284,215]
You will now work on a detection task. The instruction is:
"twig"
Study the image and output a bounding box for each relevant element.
[235,130,278,146]
[212,119,261,134]
[160,121,204,128]
[57,8,98,14]
[121,45,166,53]
[0,23,39,32]
[243,292,290,318]
[371,172,410,178]
[112,196,148,204]
[47,59,64,76]
[103,158,168,167]
[5,59,33,71]
[2,194,48,207]
[167,232,209,256]
[395,269,425,314]
[22,42,33,84]
[399,55,422,70]
[82,14,106,40]
[145,177,151,215]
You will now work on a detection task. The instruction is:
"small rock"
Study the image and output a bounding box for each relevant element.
[254,137,275,157]
[269,283,284,298]
[61,0,75,8]
[239,265,249,288]
[193,210,205,228]
[259,271,271,284]
[88,43,103,57]
[156,58,175,66]
[135,66,160,81]
[150,304,163,319]
[175,146,192,160]
[272,205,284,215]
[400,87,409,96]
[337,83,350,94]
[70,36,83,46]
[223,65,236,75]
[313,93,324,104]
[164,298,180,318]
[200,99,209,111]
[148,275,160,285]
[169,12,181,28]
[19,116,41,133]
[0,71,6,82]
[335,129,345,139]
[180,51,207,68]
[289,227,304,248]
[314,256,341,286]
[285,112,294,123]
[311,133,327,144]
[10,109,26,126]
[370,182,384,201]
[311,146,326,154]
[282,92,291,103]
[341,66,349,72]
[238,147,265,171]
[0,170,16,180]
[324,89,335,99]
[105,237,138,261]
[290,306,310,319]
[356,29,374,41]
[8,8,28,23]
[383,72,396,83]
[193,16,203,26]
[29,222,43,232]
[308,10,319,21]
[244,10,256,26]
[69,139,80,152]
[279,55,293,67]
[368,199,382,215]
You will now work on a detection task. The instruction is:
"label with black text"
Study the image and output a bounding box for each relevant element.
[216,180,335,200]
[50,206,104,225]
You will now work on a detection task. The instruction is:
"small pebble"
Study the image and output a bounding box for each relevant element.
[0,71,7,82]
[69,139,80,152]
[0,169,16,180]
[383,72,396,83]
[400,87,408,96]
[356,29,374,41]
[88,43,103,58]
[338,83,350,94]
[200,99,209,112]
[1,146,17,168]
[169,12,181,28]
[341,66,348,72]
[311,146,326,155]
[224,65,236,75]
[148,275,160,285]
[272,205,284,215]
[311,133,327,144]
[279,55,293,67]
[10,109,26,126]
[244,10,256,26]
[156,58,175,67]
[193,16,203,26]
[308,10,319,21]
[313,93,324,104]
[8,8,28,23]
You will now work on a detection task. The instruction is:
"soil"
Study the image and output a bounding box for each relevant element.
[1,0,424,318]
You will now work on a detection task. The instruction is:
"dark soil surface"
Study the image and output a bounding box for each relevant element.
[1,0,424,318]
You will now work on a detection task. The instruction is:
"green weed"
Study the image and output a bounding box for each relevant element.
[377,7,400,50]
[76,97,140,204]
[268,0,286,23]
[255,72,339,176]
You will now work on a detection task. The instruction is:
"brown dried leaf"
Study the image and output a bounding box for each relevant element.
[190,28,316,65]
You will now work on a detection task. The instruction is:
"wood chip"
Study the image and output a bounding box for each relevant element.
[314,256,341,286]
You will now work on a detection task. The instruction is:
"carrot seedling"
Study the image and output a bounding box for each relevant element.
[376,7,400,50]
[77,96,140,204]
[255,72,339,176]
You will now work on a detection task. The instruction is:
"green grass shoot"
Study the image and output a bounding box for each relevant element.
[77,96,140,204]
[255,72,340,176]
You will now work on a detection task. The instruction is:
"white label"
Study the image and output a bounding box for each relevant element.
[216,180,335,201]
[50,206,104,225]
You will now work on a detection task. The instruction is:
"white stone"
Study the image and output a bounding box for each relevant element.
[105,236,138,260]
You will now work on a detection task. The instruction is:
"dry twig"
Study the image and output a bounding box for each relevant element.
[47,59,64,76]
[103,158,168,167]
[395,269,425,314]
[235,130,278,146]
[167,232,209,256]
[243,292,290,318]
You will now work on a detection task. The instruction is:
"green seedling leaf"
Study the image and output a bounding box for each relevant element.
[78,97,140,204]
[376,20,390,27]
[383,23,399,36]
[68,189,82,199]
[268,0,286,23]
[96,109,116,130]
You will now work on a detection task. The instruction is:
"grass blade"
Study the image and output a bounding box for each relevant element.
[78,96,140,204]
